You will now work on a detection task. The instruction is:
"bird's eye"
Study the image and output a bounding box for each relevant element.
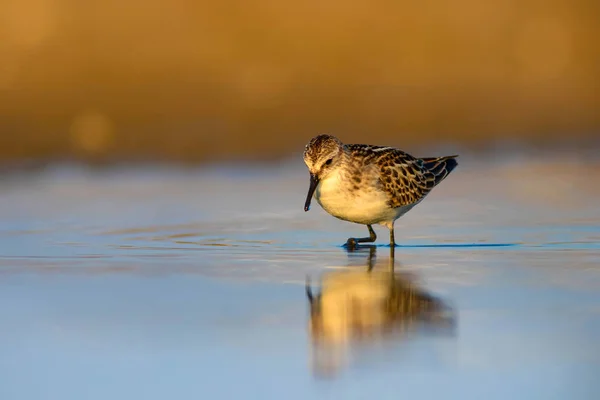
[324,158,333,166]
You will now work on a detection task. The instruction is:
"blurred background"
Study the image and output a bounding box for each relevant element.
[1,0,599,165]
[2,3,600,397]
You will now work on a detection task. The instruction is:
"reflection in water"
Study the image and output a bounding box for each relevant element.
[306,246,455,377]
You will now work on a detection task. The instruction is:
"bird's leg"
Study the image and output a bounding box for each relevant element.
[389,226,396,248]
[345,225,377,249]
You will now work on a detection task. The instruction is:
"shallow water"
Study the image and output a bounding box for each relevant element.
[1,156,600,399]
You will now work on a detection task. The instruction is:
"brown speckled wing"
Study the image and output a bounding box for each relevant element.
[377,149,433,208]
[348,145,458,209]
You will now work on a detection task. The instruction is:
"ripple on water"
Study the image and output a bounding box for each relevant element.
[0,159,600,395]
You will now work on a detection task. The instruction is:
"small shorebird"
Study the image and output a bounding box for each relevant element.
[303,134,458,247]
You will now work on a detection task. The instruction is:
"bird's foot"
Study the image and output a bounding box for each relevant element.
[344,237,359,250]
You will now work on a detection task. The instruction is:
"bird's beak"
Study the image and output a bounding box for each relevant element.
[304,173,319,212]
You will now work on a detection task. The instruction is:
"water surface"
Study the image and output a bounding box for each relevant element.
[1,157,599,399]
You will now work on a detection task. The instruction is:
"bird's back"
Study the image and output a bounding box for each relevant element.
[346,144,458,209]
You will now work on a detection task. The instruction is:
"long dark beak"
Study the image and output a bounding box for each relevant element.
[304,173,319,212]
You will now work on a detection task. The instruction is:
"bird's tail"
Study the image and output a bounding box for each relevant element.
[421,155,459,186]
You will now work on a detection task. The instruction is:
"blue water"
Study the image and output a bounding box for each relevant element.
[1,159,599,399]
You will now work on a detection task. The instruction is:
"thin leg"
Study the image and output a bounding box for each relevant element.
[389,226,396,248]
[345,225,377,249]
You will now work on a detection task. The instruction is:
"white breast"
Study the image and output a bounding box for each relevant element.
[315,169,398,226]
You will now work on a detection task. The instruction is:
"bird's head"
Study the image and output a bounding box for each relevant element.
[303,134,345,211]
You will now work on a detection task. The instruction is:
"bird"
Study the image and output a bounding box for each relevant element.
[303,134,458,248]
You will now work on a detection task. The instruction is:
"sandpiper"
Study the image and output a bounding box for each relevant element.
[303,134,458,247]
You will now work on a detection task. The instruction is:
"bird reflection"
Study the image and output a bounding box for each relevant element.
[306,246,455,377]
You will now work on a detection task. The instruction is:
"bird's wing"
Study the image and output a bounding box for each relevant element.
[348,145,453,208]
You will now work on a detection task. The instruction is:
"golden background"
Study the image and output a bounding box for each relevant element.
[1,0,599,163]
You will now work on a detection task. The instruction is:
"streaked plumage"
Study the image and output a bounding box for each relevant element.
[303,134,458,247]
